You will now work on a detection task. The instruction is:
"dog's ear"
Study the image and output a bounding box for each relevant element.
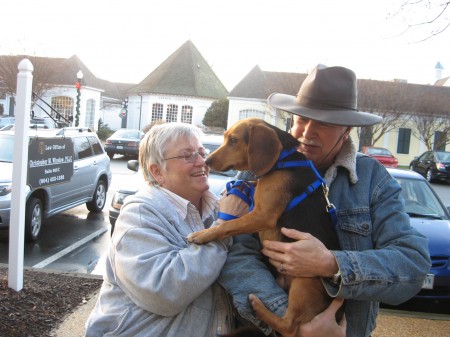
[248,123,282,176]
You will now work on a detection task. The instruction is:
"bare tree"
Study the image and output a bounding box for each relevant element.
[0,55,59,107]
[357,80,410,146]
[407,85,450,150]
[388,0,450,40]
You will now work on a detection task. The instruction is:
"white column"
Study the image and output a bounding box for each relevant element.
[8,59,33,291]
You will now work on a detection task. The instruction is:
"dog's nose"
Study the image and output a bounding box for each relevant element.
[205,157,212,166]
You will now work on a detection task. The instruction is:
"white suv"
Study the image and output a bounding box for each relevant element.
[0,127,112,242]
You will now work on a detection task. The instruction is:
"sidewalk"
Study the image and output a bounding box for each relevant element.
[50,257,105,337]
[51,291,450,337]
[50,289,99,337]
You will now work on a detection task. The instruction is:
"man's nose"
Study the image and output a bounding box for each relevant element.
[303,120,317,137]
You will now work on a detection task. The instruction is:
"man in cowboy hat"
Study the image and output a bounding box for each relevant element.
[218,65,431,337]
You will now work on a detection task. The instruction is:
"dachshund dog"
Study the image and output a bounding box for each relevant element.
[187,118,342,337]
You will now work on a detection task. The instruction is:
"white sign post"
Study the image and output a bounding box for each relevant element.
[8,59,33,291]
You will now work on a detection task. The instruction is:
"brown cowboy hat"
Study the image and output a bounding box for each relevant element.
[267,64,382,126]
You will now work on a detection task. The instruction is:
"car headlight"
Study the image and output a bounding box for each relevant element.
[0,184,12,196]
[111,191,133,209]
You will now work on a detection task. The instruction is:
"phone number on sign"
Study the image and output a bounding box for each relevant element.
[39,175,65,186]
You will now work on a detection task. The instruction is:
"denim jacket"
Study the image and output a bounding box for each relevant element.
[218,139,431,337]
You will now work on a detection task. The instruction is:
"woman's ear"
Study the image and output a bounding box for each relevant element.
[149,163,164,184]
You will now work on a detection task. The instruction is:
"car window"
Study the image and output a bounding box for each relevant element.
[396,177,448,219]
[0,136,14,162]
[436,152,450,162]
[113,129,140,139]
[368,148,391,156]
[74,136,93,160]
[88,136,104,155]
[0,118,14,127]
[421,152,432,161]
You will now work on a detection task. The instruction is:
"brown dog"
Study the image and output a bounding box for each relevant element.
[187,118,342,336]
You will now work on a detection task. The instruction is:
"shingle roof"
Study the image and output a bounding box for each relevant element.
[127,40,228,99]
[228,65,307,99]
[0,54,131,100]
[434,76,450,86]
[230,66,450,116]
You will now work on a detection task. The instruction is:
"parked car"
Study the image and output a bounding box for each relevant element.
[388,168,450,300]
[0,116,63,131]
[0,116,15,129]
[409,151,450,183]
[361,146,398,168]
[0,127,112,242]
[108,134,237,232]
[29,116,59,129]
[104,129,144,159]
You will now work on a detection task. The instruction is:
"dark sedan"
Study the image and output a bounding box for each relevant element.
[388,168,450,300]
[105,129,144,159]
[409,151,450,183]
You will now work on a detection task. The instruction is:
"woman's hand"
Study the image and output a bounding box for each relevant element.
[300,298,346,337]
[261,227,338,278]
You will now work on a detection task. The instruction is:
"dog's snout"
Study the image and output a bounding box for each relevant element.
[205,157,212,166]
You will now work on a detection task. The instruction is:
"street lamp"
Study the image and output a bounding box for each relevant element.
[75,70,83,126]
[120,98,128,128]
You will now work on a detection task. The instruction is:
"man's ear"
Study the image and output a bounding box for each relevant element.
[343,127,352,140]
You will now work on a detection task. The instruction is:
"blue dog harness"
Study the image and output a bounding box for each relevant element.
[217,180,255,221]
[217,148,338,227]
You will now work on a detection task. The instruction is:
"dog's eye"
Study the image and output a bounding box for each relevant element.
[228,138,238,146]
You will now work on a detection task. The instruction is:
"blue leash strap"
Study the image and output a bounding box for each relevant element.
[274,148,338,227]
[217,180,255,221]
[285,179,323,212]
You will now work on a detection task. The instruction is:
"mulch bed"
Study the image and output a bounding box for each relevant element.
[0,266,102,337]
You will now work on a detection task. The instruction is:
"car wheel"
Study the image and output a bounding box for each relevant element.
[25,197,43,242]
[426,169,434,183]
[87,180,107,212]
[107,152,114,159]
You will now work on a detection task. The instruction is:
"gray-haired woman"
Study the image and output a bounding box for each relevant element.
[86,122,243,337]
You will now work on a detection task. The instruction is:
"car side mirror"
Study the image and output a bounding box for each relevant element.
[127,160,139,172]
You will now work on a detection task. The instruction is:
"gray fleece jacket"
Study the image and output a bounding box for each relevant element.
[85,185,234,337]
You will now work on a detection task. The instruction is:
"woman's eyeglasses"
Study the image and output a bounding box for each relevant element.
[163,150,208,163]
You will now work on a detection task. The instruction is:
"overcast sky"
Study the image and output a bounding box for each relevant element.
[2,0,449,90]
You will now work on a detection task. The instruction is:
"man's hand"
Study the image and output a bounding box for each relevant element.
[261,227,338,278]
[299,298,346,337]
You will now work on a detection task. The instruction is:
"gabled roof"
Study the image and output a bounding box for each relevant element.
[229,65,450,116]
[0,54,131,100]
[127,40,228,99]
[228,65,307,99]
[434,76,450,86]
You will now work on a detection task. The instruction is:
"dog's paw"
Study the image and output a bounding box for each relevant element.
[248,294,266,317]
[186,229,216,244]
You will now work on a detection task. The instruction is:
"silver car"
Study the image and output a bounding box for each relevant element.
[0,127,112,242]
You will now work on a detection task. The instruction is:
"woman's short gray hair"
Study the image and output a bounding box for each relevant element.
[139,122,204,185]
